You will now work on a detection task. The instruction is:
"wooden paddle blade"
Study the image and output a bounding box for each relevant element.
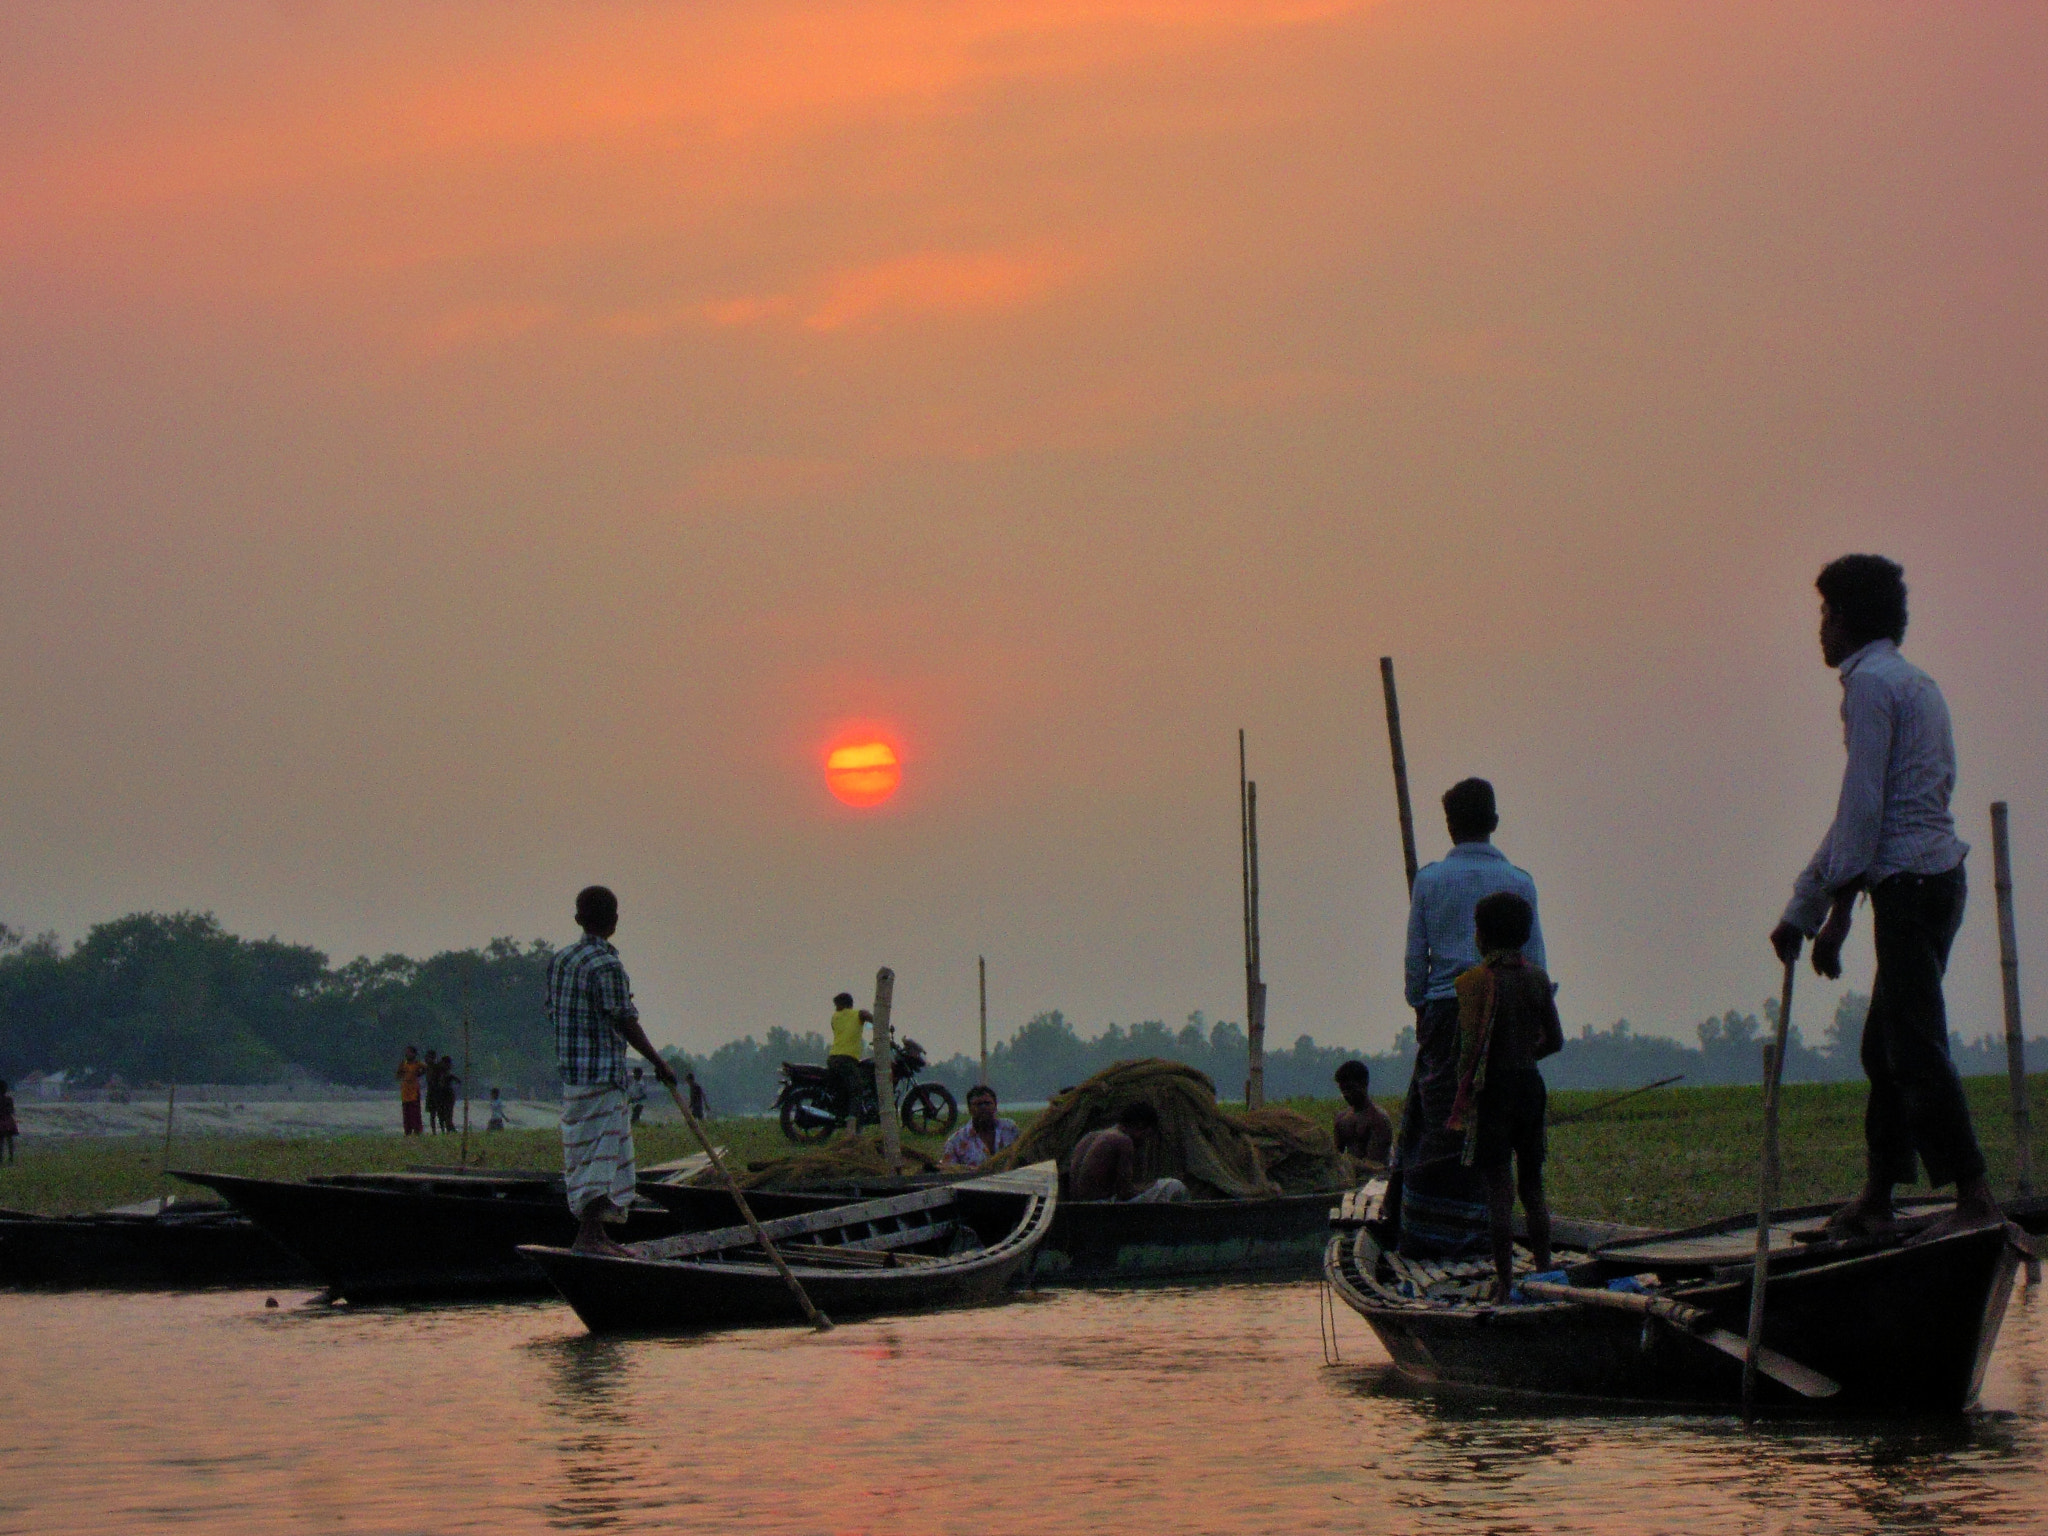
[1700,1327,1841,1399]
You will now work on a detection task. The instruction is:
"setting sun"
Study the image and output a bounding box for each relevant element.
[825,741,901,808]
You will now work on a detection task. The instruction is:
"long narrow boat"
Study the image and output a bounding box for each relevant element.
[0,1199,314,1289]
[1030,1189,1336,1284]
[176,1168,855,1303]
[522,1162,1058,1333]
[1326,1199,2030,1413]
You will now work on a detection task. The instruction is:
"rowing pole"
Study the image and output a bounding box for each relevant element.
[1742,956,1797,1414]
[1548,1074,1685,1128]
[662,1078,832,1331]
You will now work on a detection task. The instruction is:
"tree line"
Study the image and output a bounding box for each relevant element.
[3,912,2041,1108]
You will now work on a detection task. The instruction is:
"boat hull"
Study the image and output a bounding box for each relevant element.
[1327,1218,2025,1413]
[1031,1192,1335,1284]
[178,1171,849,1303]
[0,1207,314,1290]
[524,1166,1058,1333]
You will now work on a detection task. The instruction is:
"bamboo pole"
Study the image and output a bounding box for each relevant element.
[1743,957,1797,1416]
[1991,803,2033,1198]
[159,1082,177,1213]
[663,1079,831,1331]
[1379,658,1420,894]
[460,997,473,1167]
[871,967,901,1170]
[1246,780,1267,1110]
[978,955,989,1087]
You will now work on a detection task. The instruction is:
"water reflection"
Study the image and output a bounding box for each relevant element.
[1336,1290,2048,1534]
[2,1281,2045,1534]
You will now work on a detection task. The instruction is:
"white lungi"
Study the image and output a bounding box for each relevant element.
[1129,1177,1190,1204]
[561,1082,637,1219]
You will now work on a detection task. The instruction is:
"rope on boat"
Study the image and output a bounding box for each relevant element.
[1318,1276,1343,1365]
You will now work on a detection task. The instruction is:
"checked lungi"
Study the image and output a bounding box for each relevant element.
[560,1082,637,1219]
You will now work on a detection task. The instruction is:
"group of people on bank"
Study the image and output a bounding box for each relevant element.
[534,553,2002,1279]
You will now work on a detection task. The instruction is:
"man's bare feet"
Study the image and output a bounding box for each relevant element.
[1822,1185,1896,1240]
[1905,1177,2004,1245]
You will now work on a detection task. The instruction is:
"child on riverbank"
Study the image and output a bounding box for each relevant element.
[0,1080,16,1164]
[1446,891,1565,1302]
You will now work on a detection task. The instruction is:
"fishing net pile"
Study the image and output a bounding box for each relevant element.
[682,1134,940,1191]
[980,1059,1354,1198]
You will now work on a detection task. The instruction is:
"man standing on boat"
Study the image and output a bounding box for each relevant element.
[1396,779,1546,1172]
[1770,555,2000,1241]
[546,885,677,1257]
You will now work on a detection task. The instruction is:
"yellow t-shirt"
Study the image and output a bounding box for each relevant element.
[829,1007,865,1060]
[396,1059,425,1104]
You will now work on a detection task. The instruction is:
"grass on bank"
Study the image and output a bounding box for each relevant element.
[3,1075,2043,1228]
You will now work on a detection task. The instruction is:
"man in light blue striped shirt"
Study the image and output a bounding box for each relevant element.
[1395,778,1546,1180]
[1770,555,1997,1239]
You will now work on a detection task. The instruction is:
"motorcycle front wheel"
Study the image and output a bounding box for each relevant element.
[900,1083,958,1137]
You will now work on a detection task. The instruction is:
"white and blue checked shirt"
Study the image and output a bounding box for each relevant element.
[546,935,639,1088]
[1783,639,1970,934]
[1404,841,1546,1008]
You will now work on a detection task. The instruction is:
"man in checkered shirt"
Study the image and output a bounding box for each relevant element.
[547,885,677,1255]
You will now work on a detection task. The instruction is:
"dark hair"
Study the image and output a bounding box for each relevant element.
[1816,554,1907,647]
[575,885,619,930]
[966,1084,998,1106]
[1334,1060,1370,1089]
[1115,1101,1161,1131]
[833,992,855,1009]
[1442,778,1499,842]
[1474,891,1535,953]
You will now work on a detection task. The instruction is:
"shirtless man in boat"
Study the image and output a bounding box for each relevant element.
[1332,1061,1393,1166]
[1068,1103,1189,1202]
[1769,555,2000,1243]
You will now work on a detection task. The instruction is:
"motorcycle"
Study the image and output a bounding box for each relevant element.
[775,1038,959,1145]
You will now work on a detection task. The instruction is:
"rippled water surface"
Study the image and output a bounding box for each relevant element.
[7,1278,2047,1534]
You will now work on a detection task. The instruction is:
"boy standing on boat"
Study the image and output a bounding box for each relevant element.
[546,885,677,1257]
[1445,892,1563,1301]
[1769,554,2000,1241]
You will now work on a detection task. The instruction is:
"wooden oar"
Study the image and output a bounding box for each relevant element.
[662,1079,832,1332]
[1743,956,1798,1414]
[1520,1280,1839,1400]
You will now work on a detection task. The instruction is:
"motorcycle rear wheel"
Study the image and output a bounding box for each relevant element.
[901,1083,958,1137]
[779,1085,840,1145]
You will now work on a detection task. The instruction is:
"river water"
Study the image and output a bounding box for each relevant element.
[6,1278,2046,1534]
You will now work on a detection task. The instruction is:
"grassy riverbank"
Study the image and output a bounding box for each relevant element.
[2,1076,2041,1225]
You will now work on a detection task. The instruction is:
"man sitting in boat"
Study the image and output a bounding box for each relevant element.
[546,885,678,1257]
[1392,778,1546,1256]
[1444,891,1563,1301]
[1068,1103,1189,1202]
[1332,1061,1392,1166]
[941,1085,1018,1167]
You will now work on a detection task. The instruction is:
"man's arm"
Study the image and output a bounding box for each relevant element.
[608,1017,677,1085]
[1110,1135,1140,1201]
[1403,881,1431,1010]
[1776,672,1893,962]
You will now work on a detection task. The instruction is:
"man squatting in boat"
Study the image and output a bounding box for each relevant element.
[1444,891,1564,1301]
[1770,554,2002,1242]
[1332,1060,1393,1165]
[1069,1102,1190,1202]
[1391,777,1546,1234]
[545,885,678,1256]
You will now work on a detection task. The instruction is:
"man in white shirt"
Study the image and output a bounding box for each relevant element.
[1770,554,1997,1240]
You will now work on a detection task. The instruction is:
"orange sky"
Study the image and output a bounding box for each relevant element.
[3,1,2046,1060]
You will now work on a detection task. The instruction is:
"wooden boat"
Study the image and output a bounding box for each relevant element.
[175,1167,856,1304]
[1326,1196,2031,1413]
[0,1198,314,1289]
[1030,1189,1337,1284]
[521,1162,1058,1333]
